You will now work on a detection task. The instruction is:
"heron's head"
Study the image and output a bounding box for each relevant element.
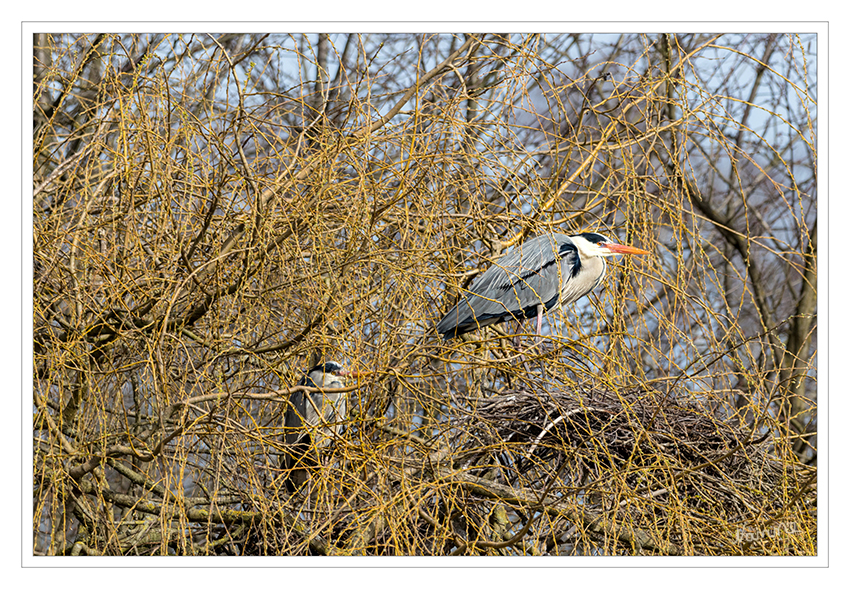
[304,361,366,388]
[571,232,650,259]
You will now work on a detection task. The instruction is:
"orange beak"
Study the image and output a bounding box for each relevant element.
[337,369,369,378]
[603,243,651,255]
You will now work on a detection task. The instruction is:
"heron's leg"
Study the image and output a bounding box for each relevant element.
[535,305,546,378]
[517,306,544,349]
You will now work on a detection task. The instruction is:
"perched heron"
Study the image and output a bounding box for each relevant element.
[436,232,649,340]
[280,361,355,493]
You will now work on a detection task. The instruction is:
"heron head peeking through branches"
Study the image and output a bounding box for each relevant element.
[280,361,361,493]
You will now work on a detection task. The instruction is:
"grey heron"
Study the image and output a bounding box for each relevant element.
[280,361,356,493]
[436,232,649,341]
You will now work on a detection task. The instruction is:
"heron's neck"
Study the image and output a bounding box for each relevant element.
[596,256,607,282]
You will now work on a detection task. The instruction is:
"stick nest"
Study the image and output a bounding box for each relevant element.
[454,378,815,553]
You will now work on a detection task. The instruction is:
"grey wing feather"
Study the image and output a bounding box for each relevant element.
[283,389,307,444]
[281,388,311,492]
[437,234,572,336]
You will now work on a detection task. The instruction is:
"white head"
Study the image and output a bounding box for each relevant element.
[569,232,650,259]
[304,361,350,388]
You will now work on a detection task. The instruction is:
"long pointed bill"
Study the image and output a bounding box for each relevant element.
[337,370,369,378]
[603,243,650,255]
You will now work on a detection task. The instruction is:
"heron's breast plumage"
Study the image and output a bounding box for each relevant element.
[559,255,606,306]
